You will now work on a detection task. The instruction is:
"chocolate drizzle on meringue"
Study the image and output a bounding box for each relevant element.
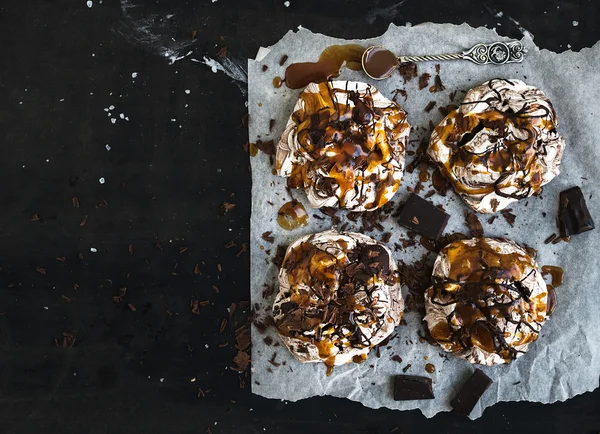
[276,81,410,211]
[425,238,549,365]
[273,231,402,371]
[428,79,565,213]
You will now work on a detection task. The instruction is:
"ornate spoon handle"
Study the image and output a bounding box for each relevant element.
[398,41,526,65]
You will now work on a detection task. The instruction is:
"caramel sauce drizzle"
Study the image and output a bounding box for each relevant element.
[430,79,558,201]
[428,238,547,363]
[284,81,409,210]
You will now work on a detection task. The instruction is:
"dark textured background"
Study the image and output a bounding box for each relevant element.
[1,1,599,433]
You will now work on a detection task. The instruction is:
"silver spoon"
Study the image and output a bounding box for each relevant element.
[361,41,526,80]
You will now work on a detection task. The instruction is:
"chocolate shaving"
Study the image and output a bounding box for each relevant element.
[438,104,459,117]
[268,352,281,367]
[397,62,417,83]
[429,75,446,93]
[418,73,431,90]
[269,119,276,132]
[424,101,436,113]
[231,351,250,372]
[464,211,484,237]
[261,231,275,243]
[501,209,516,226]
[254,139,275,155]
[262,64,268,72]
[279,54,289,66]
[392,88,408,102]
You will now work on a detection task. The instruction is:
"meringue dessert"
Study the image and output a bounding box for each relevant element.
[428,79,565,213]
[276,81,410,211]
[273,230,403,371]
[424,237,551,365]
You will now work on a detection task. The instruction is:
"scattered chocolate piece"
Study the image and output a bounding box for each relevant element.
[222,202,236,213]
[224,240,236,248]
[418,73,431,90]
[419,236,438,253]
[397,194,450,240]
[391,355,403,364]
[464,211,484,237]
[262,64,268,72]
[268,352,281,367]
[381,232,392,243]
[236,243,248,257]
[487,216,496,225]
[264,336,273,346]
[438,104,458,116]
[397,62,417,83]
[501,209,516,226]
[429,74,446,93]
[240,113,249,128]
[392,88,408,102]
[279,54,289,66]
[544,233,557,244]
[269,119,276,132]
[449,90,457,101]
[231,351,250,372]
[424,101,436,112]
[254,139,275,155]
[217,46,228,58]
[558,186,595,237]
[261,231,275,243]
[393,375,434,401]
[272,244,288,268]
[450,369,493,416]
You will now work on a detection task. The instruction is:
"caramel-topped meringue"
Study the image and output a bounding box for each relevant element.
[273,230,403,370]
[428,79,565,213]
[277,81,410,211]
[424,237,551,365]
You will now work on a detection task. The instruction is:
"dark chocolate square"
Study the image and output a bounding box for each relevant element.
[558,186,595,237]
[450,368,492,416]
[397,193,450,240]
[393,375,434,401]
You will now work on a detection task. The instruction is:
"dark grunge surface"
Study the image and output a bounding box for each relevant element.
[1,0,599,433]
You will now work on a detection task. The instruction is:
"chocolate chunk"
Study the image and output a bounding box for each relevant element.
[418,73,431,90]
[558,186,595,237]
[397,194,450,240]
[424,101,436,112]
[393,375,434,401]
[450,369,493,416]
[464,211,483,237]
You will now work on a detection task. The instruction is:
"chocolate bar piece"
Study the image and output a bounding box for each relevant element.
[393,375,435,401]
[397,193,450,240]
[450,369,493,416]
[558,187,595,237]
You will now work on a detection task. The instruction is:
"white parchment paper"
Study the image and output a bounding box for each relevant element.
[248,23,600,419]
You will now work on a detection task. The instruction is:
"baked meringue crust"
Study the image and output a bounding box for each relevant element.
[424,237,549,365]
[273,230,403,366]
[277,81,410,211]
[428,79,565,213]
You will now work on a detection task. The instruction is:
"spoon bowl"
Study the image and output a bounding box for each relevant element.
[361,46,400,80]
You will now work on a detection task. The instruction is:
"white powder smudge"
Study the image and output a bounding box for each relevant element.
[117,0,195,65]
[365,1,405,25]
[192,56,248,95]
[87,1,93,8]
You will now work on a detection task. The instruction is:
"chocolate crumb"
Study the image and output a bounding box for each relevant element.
[254,139,275,155]
[438,104,459,117]
[429,74,446,93]
[269,119,276,132]
[261,231,275,243]
[487,216,496,225]
[392,355,403,364]
[402,364,412,373]
[464,211,484,237]
[398,62,417,83]
[264,336,273,346]
[544,233,557,244]
[501,209,516,226]
[424,101,436,112]
[418,73,431,90]
[262,64,268,72]
[279,54,289,66]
